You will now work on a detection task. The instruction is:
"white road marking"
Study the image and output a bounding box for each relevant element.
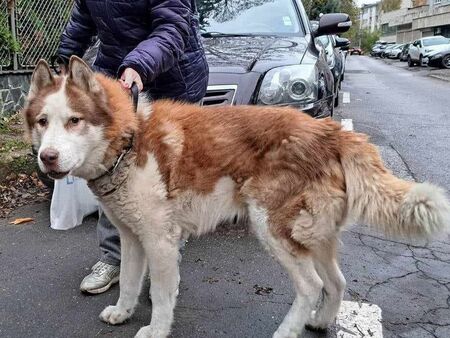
[342,91,351,104]
[341,119,353,131]
[336,301,383,338]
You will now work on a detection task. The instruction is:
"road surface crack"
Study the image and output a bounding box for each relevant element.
[365,271,419,299]
[388,143,417,181]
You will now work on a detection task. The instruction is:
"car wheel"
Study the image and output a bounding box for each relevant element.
[408,56,414,67]
[442,55,450,69]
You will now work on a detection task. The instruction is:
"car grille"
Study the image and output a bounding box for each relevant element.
[201,85,237,106]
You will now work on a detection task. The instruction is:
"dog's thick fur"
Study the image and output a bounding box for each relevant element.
[24,56,450,338]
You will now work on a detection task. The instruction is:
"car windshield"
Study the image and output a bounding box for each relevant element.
[423,37,450,46]
[197,0,303,36]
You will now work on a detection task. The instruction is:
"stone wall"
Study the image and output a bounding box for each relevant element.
[0,73,31,117]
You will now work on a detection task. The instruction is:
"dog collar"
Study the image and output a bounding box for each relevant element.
[88,147,135,197]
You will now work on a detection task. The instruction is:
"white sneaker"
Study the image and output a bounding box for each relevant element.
[80,261,120,294]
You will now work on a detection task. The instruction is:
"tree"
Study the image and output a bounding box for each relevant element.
[381,0,401,12]
[303,0,358,22]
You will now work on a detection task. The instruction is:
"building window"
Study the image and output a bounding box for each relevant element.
[435,0,441,4]
[381,23,397,35]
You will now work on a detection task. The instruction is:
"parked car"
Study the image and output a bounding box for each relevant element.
[399,43,411,61]
[349,47,363,55]
[198,0,351,118]
[314,33,349,107]
[371,42,395,57]
[408,35,450,67]
[381,44,396,58]
[370,44,384,57]
[388,44,405,59]
[427,46,450,69]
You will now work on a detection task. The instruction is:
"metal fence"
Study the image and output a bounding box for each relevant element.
[0,0,73,72]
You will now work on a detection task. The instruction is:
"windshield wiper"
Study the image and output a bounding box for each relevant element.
[201,32,260,38]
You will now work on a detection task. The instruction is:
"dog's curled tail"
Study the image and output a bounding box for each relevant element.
[340,131,450,240]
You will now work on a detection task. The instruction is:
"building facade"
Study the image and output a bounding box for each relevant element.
[360,2,381,32]
[379,0,450,43]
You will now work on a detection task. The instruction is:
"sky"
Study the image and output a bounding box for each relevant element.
[355,0,379,7]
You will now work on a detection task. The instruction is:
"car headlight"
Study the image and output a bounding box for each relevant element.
[257,65,318,106]
[431,53,442,59]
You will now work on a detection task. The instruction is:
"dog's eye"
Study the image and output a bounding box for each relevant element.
[70,117,81,125]
[37,118,47,127]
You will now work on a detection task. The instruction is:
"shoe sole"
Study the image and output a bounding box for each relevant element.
[80,275,120,294]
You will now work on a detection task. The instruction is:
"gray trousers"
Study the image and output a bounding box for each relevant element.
[98,207,121,266]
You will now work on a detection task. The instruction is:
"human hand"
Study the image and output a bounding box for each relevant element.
[119,67,143,92]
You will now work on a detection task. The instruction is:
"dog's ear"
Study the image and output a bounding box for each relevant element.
[29,59,54,97]
[68,55,102,93]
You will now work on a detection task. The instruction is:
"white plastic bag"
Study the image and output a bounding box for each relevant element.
[50,175,99,230]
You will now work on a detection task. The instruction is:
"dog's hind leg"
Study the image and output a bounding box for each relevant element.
[248,202,323,338]
[306,240,346,330]
[269,239,323,338]
[100,225,146,325]
[135,231,181,338]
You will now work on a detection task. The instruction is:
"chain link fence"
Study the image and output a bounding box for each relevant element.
[0,0,73,72]
[0,0,12,69]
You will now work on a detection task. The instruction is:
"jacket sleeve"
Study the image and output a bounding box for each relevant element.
[57,0,97,61]
[117,0,192,84]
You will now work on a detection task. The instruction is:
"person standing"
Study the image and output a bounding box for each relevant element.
[56,0,209,294]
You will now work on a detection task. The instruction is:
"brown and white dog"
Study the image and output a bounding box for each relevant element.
[24,56,450,338]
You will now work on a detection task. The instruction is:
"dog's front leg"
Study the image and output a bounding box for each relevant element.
[135,233,181,338]
[100,225,146,325]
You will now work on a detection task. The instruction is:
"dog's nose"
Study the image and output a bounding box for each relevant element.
[40,149,59,166]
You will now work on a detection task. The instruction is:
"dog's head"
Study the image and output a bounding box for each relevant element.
[23,56,136,181]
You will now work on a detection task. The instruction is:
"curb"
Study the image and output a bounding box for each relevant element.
[428,74,450,82]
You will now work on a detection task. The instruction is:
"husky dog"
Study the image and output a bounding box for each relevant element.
[24,56,450,338]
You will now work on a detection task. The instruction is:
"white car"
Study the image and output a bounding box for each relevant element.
[408,36,450,67]
[388,44,405,59]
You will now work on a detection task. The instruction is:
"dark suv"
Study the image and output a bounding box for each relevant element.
[197,0,351,118]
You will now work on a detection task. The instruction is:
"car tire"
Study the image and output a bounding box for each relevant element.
[442,55,450,69]
[408,56,414,67]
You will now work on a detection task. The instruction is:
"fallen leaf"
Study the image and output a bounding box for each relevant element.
[10,218,34,225]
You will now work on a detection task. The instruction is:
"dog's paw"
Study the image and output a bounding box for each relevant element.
[99,305,132,325]
[304,324,328,332]
[305,309,332,331]
[134,325,169,338]
[272,329,299,338]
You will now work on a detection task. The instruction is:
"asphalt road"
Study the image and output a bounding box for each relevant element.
[335,55,450,338]
[1,56,449,338]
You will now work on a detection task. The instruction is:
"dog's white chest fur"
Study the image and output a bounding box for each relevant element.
[93,152,244,238]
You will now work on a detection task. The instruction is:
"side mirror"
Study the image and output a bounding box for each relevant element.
[314,13,352,37]
[335,37,350,49]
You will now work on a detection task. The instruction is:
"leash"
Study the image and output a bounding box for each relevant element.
[130,82,139,113]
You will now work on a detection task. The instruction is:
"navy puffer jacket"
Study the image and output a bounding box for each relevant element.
[58,0,208,102]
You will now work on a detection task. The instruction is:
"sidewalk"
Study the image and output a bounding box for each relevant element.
[380,57,450,82]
